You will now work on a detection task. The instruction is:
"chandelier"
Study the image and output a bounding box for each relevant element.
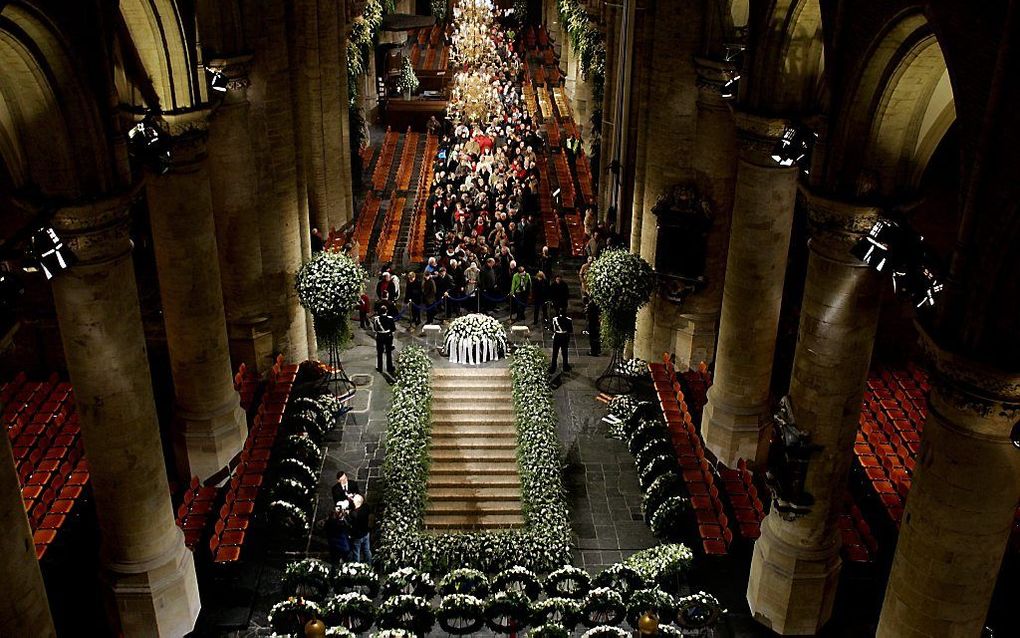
[449,70,501,123]
[451,20,496,67]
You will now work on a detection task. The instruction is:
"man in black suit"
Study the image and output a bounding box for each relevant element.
[331,471,361,505]
[549,310,573,374]
[372,304,396,374]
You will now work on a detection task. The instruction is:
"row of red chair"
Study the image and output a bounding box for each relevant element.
[651,354,735,555]
[210,362,295,563]
[563,212,586,258]
[175,476,220,549]
[536,156,561,251]
[838,492,878,564]
[371,129,400,192]
[410,133,439,263]
[718,458,766,540]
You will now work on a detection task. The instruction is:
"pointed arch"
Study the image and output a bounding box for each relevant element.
[746,0,825,114]
[0,2,110,198]
[118,0,201,111]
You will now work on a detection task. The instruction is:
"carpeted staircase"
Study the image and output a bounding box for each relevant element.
[424,366,525,530]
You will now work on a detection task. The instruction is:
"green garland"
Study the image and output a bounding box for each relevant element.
[557,0,607,104]
[377,345,571,573]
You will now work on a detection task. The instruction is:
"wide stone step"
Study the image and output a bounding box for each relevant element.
[427,486,521,500]
[430,439,517,450]
[432,404,514,414]
[431,425,517,438]
[431,382,512,393]
[431,447,518,462]
[432,390,512,401]
[428,474,521,488]
[432,413,515,424]
[432,367,510,377]
[426,500,523,515]
[423,513,525,530]
[430,460,519,475]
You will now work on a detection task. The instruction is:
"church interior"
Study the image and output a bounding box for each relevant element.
[0,0,1018,636]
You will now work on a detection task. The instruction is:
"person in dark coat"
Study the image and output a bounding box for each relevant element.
[537,245,554,278]
[532,271,549,327]
[348,494,372,564]
[422,272,438,324]
[549,309,573,374]
[479,258,497,312]
[404,271,423,329]
[331,471,361,504]
[435,267,453,319]
[371,304,396,374]
[549,274,570,315]
[324,508,350,564]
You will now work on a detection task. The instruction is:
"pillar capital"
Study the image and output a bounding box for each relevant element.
[733,111,792,167]
[158,109,212,171]
[693,55,735,109]
[799,188,882,265]
[207,54,254,107]
[50,187,143,265]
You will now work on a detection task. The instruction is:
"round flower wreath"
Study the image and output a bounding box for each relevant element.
[650,496,689,542]
[371,630,414,638]
[282,558,333,601]
[267,596,323,635]
[634,438,674,470]
[655,623,684,638]
[626,587,677,628]
[277,457,319,490]
[642,472,684,524]
[271,477,313,512]
[580,625,630,638]
[333,562,379,598]
[280,433,324,468]
[623,545,694,593]
[530,597,582,629]
[628,420,668,455]
[438,568,490,598]
[580,587,626,628]
[485,589,532,633]
[491,565,542,600]
[529,622,570,638]
[325,627,356,638]
[322,592,375,634]
[592,563,646,600]
[639,454,680,491]
[676,591,725,629]
[267,500,310,537]
[437,593,486,635]
[544,565,592,600]
[295,250,367,349]
[376,594,435,635]
[381,567,436,599]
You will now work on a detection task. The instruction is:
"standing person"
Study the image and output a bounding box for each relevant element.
[578,255,593,298]
[509,265,532,322]
[348,494,372,564]
[537,245,554,278]
[422,271,438,324]
[331,470,361,504]
[464,259,480,309]
[435,267,453,319]
[405,271,423,329]
[311,228,325,252]
[549,309,573,374]
[324,507,350,564]
[372,304,396,374]
[376,272,396,303]
[549,274,570,315]
[479,258,497,313]
[532,271,549,328]
[583,294,601,356]
[358,292,371,330]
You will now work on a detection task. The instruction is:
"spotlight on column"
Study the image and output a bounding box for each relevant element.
[1009,422,1020,450]
[127,114,171,175]
[27,227,77,280]
[851,218,945,309]
[207,68,229,93]
[721,72,740,99]
[770,125,816,168]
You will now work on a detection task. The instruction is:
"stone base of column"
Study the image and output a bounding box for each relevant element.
[104,537,200,637]
[701,388,769,466]
[227,316,274,375]
[673,312,718,371]
[747,516,841,636]
[174,403,248,481]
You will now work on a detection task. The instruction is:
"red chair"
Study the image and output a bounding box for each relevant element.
[703,539,727,555]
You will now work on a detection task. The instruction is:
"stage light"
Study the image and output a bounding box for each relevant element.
[127,115,171,175]
[852,218,945,308]
[723,43,746,63]
[771,126,815,167]
[208,69,229,93]
[28,227,76,280]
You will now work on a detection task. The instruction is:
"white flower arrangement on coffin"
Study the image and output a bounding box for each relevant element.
[295,250,367,350]
[443,313,509,364]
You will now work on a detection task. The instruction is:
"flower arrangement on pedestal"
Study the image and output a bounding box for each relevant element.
[295,250,367,353]
[443,313,509,362]
[396,58,420,98]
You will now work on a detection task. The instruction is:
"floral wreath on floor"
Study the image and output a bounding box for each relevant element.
[623,544,694,594]
[442,313,509,360]
[437,593,486,635]
[676,591,726,629]
[333,562,379,597]
[323,592,376,634]
[438,568,490,598]
[268,597,323,635]
[282,558,333,601]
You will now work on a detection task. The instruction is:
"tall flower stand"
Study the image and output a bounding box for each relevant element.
[596,348,635,395]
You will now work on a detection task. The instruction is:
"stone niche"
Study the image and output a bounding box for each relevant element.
[652,184,713,301]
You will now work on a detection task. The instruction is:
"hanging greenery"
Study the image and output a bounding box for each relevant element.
[295,250,367,351]
[586,249,655,351]
[557,1,606,104]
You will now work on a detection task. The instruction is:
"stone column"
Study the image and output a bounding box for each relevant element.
[0,432,56,637]
[876,334,1020,637]
[207,55,273,373]
[336,9,355,230]
[671,57,737,370]
[145,112,247,481]
[701,113,797,466]
[597,1,619,220]
[51,195,200,636]
[746,193,882,635]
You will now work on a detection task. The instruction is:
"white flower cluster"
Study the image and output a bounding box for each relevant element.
[623,544,694,586]
[587,249,655,315]
[616,358,649,378]
[444,313,508,345]
[295,250,367,320]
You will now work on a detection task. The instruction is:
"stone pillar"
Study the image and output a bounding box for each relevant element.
[746,194,882,635]
[0,432,56,637]
[50,196,200,636]
[597,1,619,220]
[876,334,1020,637]
[670,57,737,370]
[145,112,247,481]
[336,8,355,230]
[207,55,273,373]
[702,113,796,466]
